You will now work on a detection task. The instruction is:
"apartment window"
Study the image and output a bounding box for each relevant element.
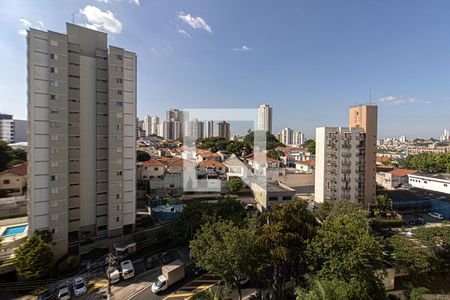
[117,90,123,95]
[50,40,58,46]
[116,194,121,199]
[51,148,59,154]
[154,167,158,171]
[50,201,58,208]
[116,217,120,222]
[51,161,59,167]
[116,78,123,83]
[51,228,59,234]
[50,67,58,73]
[115,66,123,72]
[51,187,59,194]
[50,109,59,115]
[116,54,123,60]
[50,214,59,221]
[3,179,10,184]
[117,205,121,211]
[49,53,58,60]
[116,171,122,176]
[51,134,58,141]
[116,112,123,118]
[50,94,58,100]
[116,148,122,153]
[50,175,58,181]
[116,125,121,130]
[50,122,59,128]
[116,101,123,107]
[49,81,59,87]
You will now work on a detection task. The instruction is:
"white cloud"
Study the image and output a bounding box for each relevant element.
[177,12,212,33]
[129,0,140,5]
[177,29,191,39]
[18,18,32,27]
[233,45,252,52]
[79,5,123,34]
[96,0,111,3]
[18,29,27,36]
[37,21,45,29]
[96,0,139,5]
[378,96,432,105]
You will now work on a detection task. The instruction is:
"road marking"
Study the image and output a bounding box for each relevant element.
[162,274,222,300]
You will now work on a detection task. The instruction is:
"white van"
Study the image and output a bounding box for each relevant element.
[120,260,135,280]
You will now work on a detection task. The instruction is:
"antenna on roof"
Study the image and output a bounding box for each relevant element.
[71,13,76,24]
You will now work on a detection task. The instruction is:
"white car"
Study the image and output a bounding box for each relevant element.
[73,276,87,296]
[57,286,71,300]
[428,212,444,220]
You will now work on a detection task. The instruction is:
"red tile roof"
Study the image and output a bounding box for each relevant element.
[388,169,417,177]
[199,152,221,158]
[297,159,315,166]
[1,162,27,176]
[142,159,165,167]
[198,160,225,168]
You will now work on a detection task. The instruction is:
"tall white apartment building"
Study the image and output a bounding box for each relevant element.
[185,118,204,141]
[27,24,137,258]
[162,120,181,140]
[0,114,15,143]
[143,115,151,136]
[205,120,214,138]
[292,131,305,147]
[315,127,366,204]
[150,116,159,135]
[281,128,293,146]
[258,104,273,133]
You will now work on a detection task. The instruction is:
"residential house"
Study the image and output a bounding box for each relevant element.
[0,162,27,197]
[295,160,315,174]
[376,169,417,190]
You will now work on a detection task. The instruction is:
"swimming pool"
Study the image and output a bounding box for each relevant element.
[1,225,27,237]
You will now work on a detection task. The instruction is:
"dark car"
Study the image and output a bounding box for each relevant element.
[143,255,154,269]
[160,252,170,264]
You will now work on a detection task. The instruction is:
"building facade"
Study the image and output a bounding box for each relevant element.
[204,120,214,138]
[217,121,231,141]
[258,104,272,133]
[27,23,137,257]
[315,127,367,204]
[281,127,293,146]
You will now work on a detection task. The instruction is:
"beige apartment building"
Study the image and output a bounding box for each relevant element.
[315,105,378,207]
[27,23,136,258]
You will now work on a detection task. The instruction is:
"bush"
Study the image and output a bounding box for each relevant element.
[370,218,404,229]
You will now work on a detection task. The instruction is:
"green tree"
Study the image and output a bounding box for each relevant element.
[190,219,260,300]
[400,152,450,173]
[375,194,393,212]
[267,149,283,160]
[307,208,386,299]
[136,150,150,162]
[11,148,27,162]
[243,131,283,150]
[403,282,430,300]
[304,140,316,154]
[15,231,53,280]
[296,277,354,300]
[387,235,438,278]
[0,141,13,172]
[257,199,318,299]
[227,178,243,194]
[198,137,231,152]
[174,198,247,242]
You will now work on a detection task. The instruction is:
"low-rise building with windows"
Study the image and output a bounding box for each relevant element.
[408,173,450,194]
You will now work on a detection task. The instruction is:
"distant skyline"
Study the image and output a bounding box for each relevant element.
[1,0,449,138]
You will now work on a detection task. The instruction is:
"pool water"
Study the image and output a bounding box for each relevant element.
[1,225,27,237]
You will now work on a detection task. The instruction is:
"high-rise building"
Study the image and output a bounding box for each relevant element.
[165,109,184,139]
[185,118,204,141]
[440,129,449,142]
[399,134,407,143]
[292,131,305,147]
[27,24,137,258]
[315,127,367,204]
[0,114,15,143]
[217,121,231,141]
[205,120,214,138]
[143,115,151,136]
[150,116,159,135]
[162,120,182,140]
[281,128,293,146]
[349,105,378,206]
[315,105,378,207]
[258,104,272,133]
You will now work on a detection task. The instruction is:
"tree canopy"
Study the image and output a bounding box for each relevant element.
[307,207,386,299]
[0,141,27,172]
[243,131,283,150]
[136,150,150,162]
[400,152,450,173]
[227,178,243,194]
[15,231,53,280]
[190,219,260,299]
[304,140,316,154]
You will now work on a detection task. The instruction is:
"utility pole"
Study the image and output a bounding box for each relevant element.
[106,251,115,300]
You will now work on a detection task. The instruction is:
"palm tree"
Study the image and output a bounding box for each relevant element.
[403,282,430,300]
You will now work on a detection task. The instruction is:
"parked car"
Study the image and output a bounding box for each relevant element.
[57,286,71,300]
[428,212,444,220]
[120,260,135,280]
[144,255,154,270]
[73,276,87,296]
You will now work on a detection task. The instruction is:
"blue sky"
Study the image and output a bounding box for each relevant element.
[0,0,449,138]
